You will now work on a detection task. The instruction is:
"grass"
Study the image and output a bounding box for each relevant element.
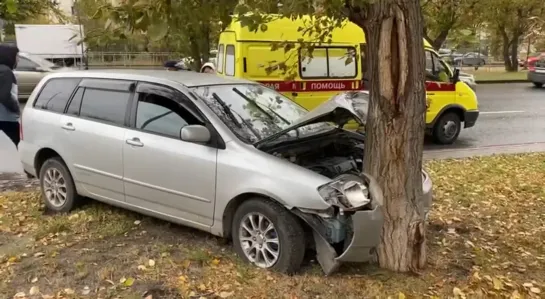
[462,69,528,81]
[1,153,545,298]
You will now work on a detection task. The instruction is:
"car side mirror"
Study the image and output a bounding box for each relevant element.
[180,125,211,143]
[452,68,460,83]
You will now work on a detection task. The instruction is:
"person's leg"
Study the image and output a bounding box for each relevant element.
[0,121,20,148]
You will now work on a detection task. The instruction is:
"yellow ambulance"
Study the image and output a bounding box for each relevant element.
[216,15,479,144]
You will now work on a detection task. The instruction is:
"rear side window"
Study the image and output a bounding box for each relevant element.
[225,45,235,76]
[79,88,131,126]
[66,87,84,116]
[33,78,81,113]
[217,44,224,74]
[299,47,357,79]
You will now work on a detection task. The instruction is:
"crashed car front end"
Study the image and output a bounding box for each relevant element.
[293,173,384,275]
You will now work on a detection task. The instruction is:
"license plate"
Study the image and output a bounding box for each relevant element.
[535,68,545,73]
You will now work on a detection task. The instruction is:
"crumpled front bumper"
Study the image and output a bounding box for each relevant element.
[296,206,383,275]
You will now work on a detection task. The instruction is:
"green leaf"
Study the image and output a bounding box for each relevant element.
[133,0,149,9]
[6,0,17,14]
[104,18,113,30]
[91,8,103,19]
[123,277,135,287]
[148,20,169,41]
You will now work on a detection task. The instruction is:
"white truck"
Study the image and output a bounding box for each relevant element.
[14,24,86,67]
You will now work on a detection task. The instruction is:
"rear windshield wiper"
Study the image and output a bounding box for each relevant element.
[211,92,261,138]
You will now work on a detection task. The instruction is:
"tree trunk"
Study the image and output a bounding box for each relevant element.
[509,36,519,72]
[501,30,515,72]
[347,0,427,272]
[431,29,450,51]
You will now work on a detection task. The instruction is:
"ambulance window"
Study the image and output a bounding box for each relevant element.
[217,44,225,74]
[225,45,235,76]
[300,48,328,78]
[299,47,357,79]
[328,48,357,77]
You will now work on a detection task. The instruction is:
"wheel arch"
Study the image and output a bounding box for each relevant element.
[34,148,64,178]
[222,192,302,240]
[429,104,466,128]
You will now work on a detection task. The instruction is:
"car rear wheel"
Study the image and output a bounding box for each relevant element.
[432,112,461,145]
[533,82,543,88]
[39,157,80,213]
[232,198,306,274]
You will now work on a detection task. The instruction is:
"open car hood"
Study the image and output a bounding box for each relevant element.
[254,91,369,147]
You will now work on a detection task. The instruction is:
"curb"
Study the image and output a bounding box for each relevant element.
[476,79,527,84]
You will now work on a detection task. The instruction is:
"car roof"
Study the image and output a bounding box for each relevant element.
[44,69,254,87]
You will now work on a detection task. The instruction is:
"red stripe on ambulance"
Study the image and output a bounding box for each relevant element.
[258,80,363,92]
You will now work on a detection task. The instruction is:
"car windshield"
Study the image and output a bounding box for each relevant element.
[23,54,60,69]
[191,84,334,143]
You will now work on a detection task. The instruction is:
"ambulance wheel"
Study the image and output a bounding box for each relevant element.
[432,112,461,145]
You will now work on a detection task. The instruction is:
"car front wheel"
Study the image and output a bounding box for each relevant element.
[432,112,462,145]
[39,157,80,213]
[232,198,306,274]
[533,82,543,88]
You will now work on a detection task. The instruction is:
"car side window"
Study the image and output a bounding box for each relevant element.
[79,88,131,126]
[425,51,450,83]
[16,57,39,71]
[33,78,81,113]
[66,87,85,116]
[135,90,203,139]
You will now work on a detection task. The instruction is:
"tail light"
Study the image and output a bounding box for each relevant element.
[528,60,536,71]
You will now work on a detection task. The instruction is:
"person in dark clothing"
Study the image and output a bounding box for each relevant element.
[0,44,21,147]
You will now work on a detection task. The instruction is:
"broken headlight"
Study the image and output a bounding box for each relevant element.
[318,174,371,211]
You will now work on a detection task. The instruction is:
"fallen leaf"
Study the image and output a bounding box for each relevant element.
[198,284,207,291]
[13,292,25,298]
[82,286,90,295]
[398,292,406,299]
[148,259,155,267]
[492,277,503,290]
[529,287,541,294]
[64,288,75,295]
[138,265,147,270]
[211,258,220,265]
[134,220,141,225]
[453,287,466,299]
[34,252,45,257]
[29,286,39,295]
[219,291,235,298]
[123,277,135,287]
[31,277,38,283]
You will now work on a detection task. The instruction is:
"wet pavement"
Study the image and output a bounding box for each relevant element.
[1,83,544,176]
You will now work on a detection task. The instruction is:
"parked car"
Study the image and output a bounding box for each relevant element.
[14,52,71,101]
[453,52,487,66]
[458,71,477,91]
[19,70,433,274]
[528,56,545,88]
[525,53,545,69]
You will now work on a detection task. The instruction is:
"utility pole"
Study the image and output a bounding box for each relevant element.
[72,0,88,69]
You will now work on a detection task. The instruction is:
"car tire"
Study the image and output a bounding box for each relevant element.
[432,112,462,145]
[533,82,543,88]
[39,157,80,213]
[232,198,306,274]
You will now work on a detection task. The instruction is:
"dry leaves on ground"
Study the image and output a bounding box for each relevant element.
[0,153,544,298]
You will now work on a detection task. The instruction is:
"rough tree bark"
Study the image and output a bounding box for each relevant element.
[346,0,427,272]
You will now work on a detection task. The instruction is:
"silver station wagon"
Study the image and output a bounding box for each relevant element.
[19,70,432,274]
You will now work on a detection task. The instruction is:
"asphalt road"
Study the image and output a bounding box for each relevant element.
[1,83,544,173]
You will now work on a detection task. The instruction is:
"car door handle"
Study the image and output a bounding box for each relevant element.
[61,123,75,131]
[126,138,144,147]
